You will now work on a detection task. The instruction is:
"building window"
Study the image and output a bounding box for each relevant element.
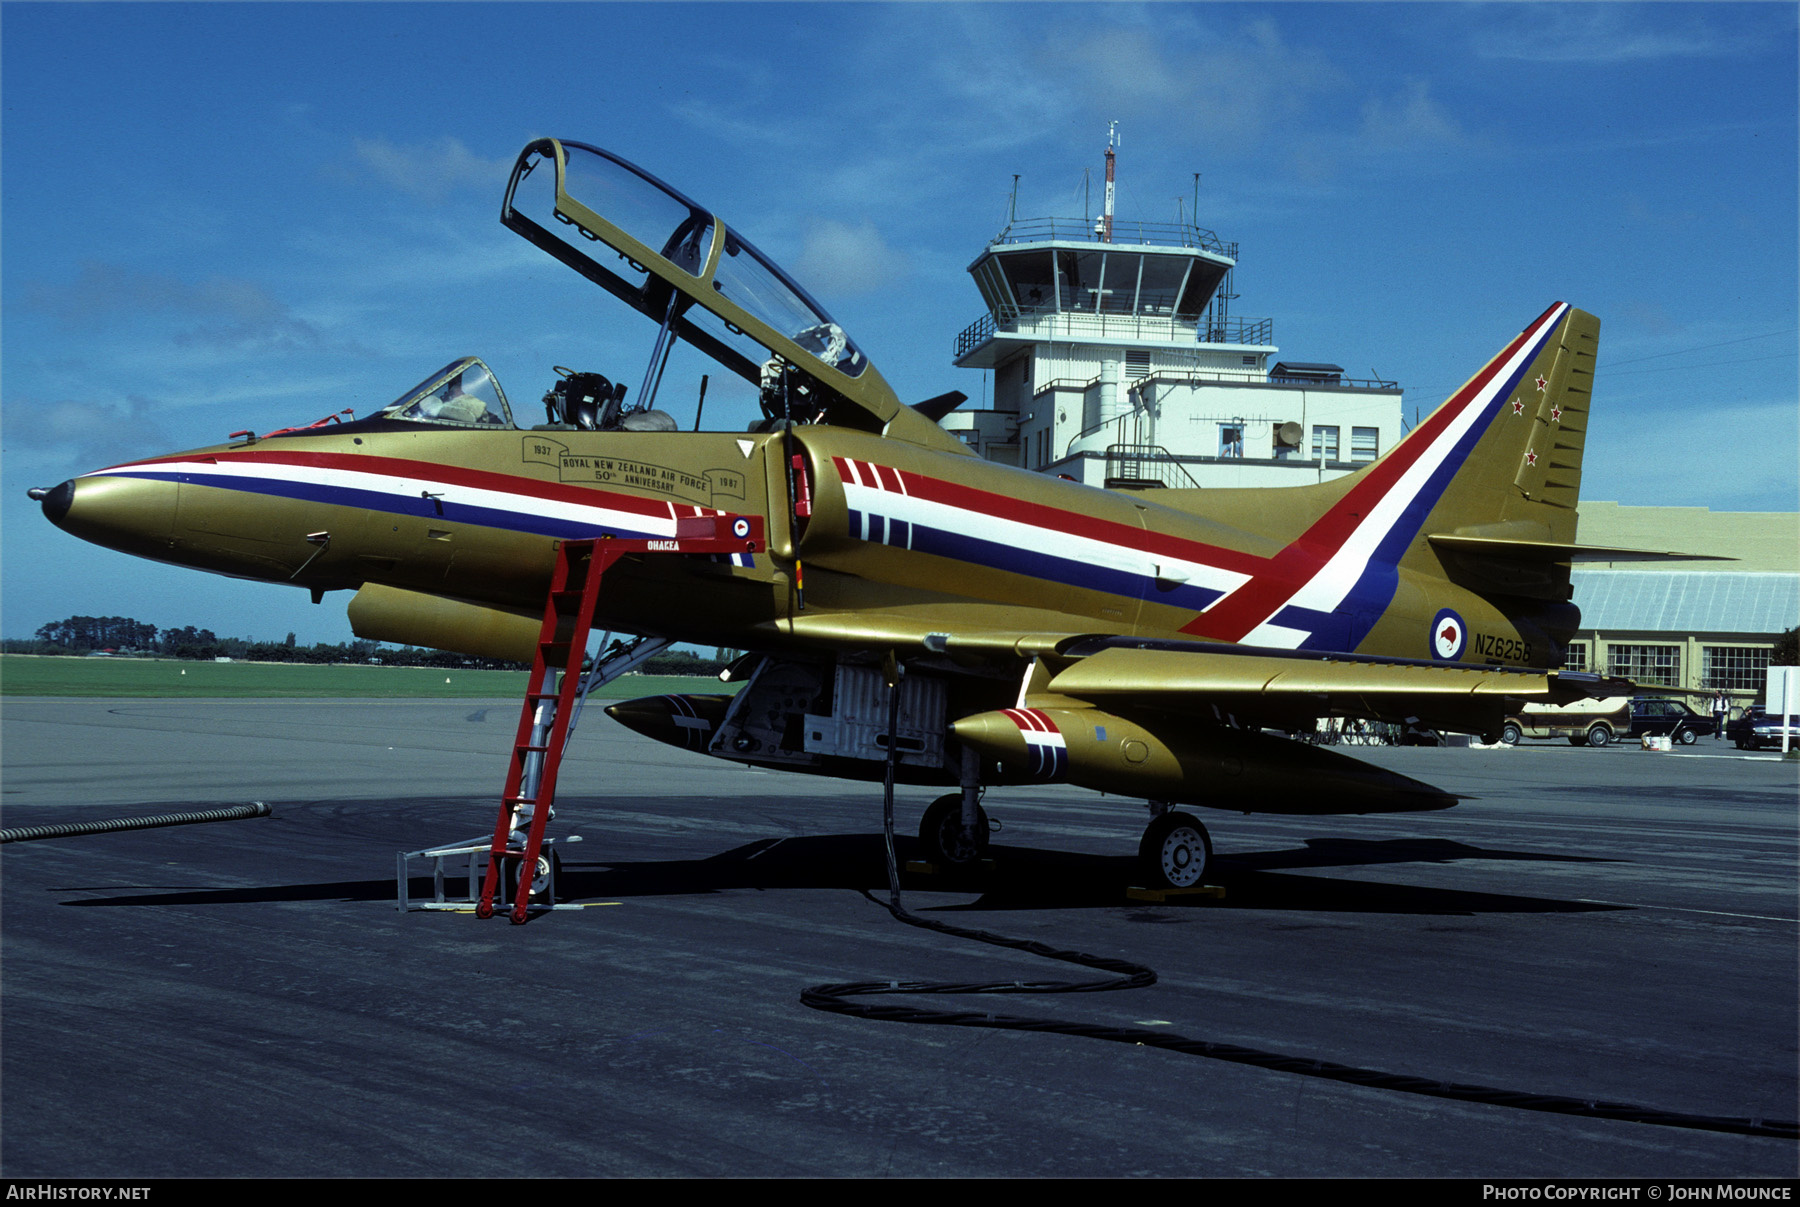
[1562,642,1588,673]
[1351,426,1379,462]
[1218,423,1245,459]
[1702,646,1771,692]
[1312,425,1339,461]
[1608,644,1681,688]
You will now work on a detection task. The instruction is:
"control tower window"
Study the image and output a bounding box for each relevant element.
[1312,425,1339,461]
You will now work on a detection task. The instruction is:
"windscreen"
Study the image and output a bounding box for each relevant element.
[378,358,513,427]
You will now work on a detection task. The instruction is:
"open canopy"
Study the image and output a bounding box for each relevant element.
[500,137,964,451]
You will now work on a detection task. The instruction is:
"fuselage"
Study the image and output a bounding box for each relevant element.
[39,413,1562,670]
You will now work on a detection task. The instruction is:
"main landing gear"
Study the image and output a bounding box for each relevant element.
[917,792,1214,892]
[1139,807,1212,890]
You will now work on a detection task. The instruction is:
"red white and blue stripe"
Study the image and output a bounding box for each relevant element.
[1003,707,1069,781]
[82,449,757,567]
[833,455,1257,616]
[836,303,1572,655]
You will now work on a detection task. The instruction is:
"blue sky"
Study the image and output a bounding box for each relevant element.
[4,1,1796,646]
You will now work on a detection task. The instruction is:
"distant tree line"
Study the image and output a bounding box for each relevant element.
[6,614,733,675]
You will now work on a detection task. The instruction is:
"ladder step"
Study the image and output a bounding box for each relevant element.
[479,536,606,919]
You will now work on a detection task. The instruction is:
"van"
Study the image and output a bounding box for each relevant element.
[1499,697,1631,747]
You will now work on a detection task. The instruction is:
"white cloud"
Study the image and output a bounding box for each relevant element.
[1467,6,1768,64]
[1359,80,1463,149]
[20,261,344,353]
[2,393,176,474]
[350,136,513,203]
[790,219,910,297]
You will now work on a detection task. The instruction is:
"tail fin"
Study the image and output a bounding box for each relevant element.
[1170,305,1601,651]
[1389,303,1599,606]
[1403,302,1599,547]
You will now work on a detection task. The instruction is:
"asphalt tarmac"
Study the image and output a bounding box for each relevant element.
[3,696,1796,1178]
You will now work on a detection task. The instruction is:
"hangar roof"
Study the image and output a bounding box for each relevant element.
[1571,570,1800,634]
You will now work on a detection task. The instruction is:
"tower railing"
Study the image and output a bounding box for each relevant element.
[955,308,1274,359]
[991,216,1236,258]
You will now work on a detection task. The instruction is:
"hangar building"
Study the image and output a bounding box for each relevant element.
[1570,503,1798,708]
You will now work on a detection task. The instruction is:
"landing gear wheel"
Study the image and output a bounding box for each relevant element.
[1140,812,1212,890]
[504,849,562,923]
[919,794,990,865]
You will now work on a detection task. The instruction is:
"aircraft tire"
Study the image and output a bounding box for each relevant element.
[504,849,562,906]
[919,794,990,865]
[1140,811,1211,890]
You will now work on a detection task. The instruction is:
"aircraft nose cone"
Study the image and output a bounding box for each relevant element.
[34,472,178,557]
[30,481,75,528]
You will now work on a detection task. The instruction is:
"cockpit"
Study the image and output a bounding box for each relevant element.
[500,137,901,434]
[253,138,964,451]
[378,357,515,427]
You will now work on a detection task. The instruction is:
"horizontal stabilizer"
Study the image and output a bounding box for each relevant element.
[1428,534,1734,564]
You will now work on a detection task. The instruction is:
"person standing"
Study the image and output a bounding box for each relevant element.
[1712,689,1728,739]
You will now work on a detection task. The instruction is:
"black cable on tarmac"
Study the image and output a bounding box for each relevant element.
[0,802,272,844]
[800,672,1798,1142]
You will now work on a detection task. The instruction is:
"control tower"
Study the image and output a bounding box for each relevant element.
[941,133,1401,490]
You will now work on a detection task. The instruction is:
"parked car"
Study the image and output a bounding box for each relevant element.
[1724,707,1800,751]
[1625,696,1712,745]
[1499,697,1630,747]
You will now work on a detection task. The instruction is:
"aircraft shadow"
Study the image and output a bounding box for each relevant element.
[58,832,1622,917]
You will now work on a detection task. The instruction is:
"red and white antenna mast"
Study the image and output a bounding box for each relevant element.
[1102,121,1118,243]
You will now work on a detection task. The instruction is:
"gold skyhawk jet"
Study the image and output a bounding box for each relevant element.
[33,137,1637,889]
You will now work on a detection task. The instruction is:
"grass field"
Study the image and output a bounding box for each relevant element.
[0,654,734,700]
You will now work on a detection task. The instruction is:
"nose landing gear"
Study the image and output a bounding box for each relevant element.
[1139,809,1212,891]
[918,793,991,866]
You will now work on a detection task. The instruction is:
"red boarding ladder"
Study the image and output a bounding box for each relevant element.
[474,515,764,923]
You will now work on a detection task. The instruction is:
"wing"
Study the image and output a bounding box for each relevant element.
[1042,635,1632,737]
[931,633,1633,814]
